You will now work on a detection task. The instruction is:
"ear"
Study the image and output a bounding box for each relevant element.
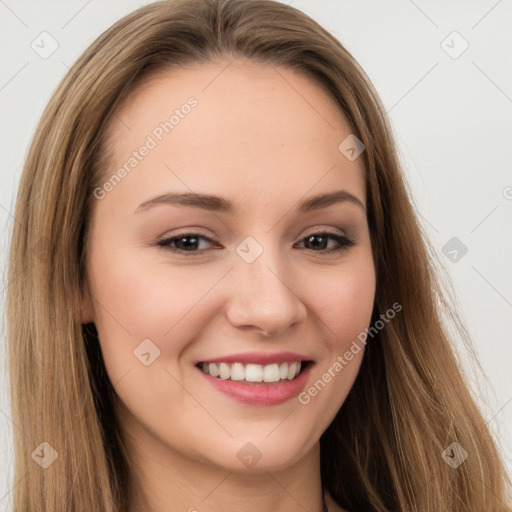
[81,279,95,324]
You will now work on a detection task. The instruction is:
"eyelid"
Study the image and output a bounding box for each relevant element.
[156,225,349,241]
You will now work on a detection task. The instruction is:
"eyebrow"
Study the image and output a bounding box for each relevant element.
[135,189,366,214]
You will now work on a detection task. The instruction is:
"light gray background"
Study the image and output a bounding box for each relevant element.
[1,0,511,508]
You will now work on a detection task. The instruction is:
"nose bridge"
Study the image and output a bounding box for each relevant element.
[226,235,307,335]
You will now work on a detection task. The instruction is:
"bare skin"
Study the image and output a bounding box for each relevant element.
[82,58,375,512]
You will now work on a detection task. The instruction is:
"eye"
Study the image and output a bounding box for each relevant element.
[155,230,354,257]
[295,231,355,255]
[156,232,217,256]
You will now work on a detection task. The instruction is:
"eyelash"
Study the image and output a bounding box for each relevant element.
[156,230,355,257]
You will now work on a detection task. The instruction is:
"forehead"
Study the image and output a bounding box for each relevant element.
[99,59,366,216]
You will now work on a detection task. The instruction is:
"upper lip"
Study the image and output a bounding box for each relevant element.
[196,351,312,365]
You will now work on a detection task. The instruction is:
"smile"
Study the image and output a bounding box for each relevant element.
[195,354,314,406]
[199,361,303,383]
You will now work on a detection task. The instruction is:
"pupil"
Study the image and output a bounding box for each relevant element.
[178,236,198,251]
[307,235,326,250]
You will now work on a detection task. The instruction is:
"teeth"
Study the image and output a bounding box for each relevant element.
[209,362,219,378]
[245,363,263,382]
[230,362,245,381]
[263,363,280,383]
[218,362,230,380]
[287,362,298,380]
[200,361,303,382]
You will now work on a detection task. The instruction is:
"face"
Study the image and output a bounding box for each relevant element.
[82,58,376,474]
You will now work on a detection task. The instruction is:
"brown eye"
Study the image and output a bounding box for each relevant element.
[157,232,217,256]
[297,231,354,254]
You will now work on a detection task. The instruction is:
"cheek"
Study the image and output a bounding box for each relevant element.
[86,246,203,424]
[311,258,376,351]
[291,260,375,446]
[86,241,235,399]
[88,239,217,338]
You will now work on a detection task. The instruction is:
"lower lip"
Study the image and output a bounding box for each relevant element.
[197,364,313,406]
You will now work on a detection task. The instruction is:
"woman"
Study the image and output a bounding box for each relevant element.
[6,0,511,511]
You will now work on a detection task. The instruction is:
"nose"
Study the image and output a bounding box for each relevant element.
[225,244,308,337]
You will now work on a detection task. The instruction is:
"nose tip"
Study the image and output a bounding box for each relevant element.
[225,256,307,338]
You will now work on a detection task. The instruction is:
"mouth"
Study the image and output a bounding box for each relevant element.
[196,360,312,384]
[195,357,314,406]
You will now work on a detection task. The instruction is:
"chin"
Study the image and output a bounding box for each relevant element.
[199,431,318,474]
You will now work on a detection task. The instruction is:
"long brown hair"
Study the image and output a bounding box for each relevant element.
[7,0,511,510]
